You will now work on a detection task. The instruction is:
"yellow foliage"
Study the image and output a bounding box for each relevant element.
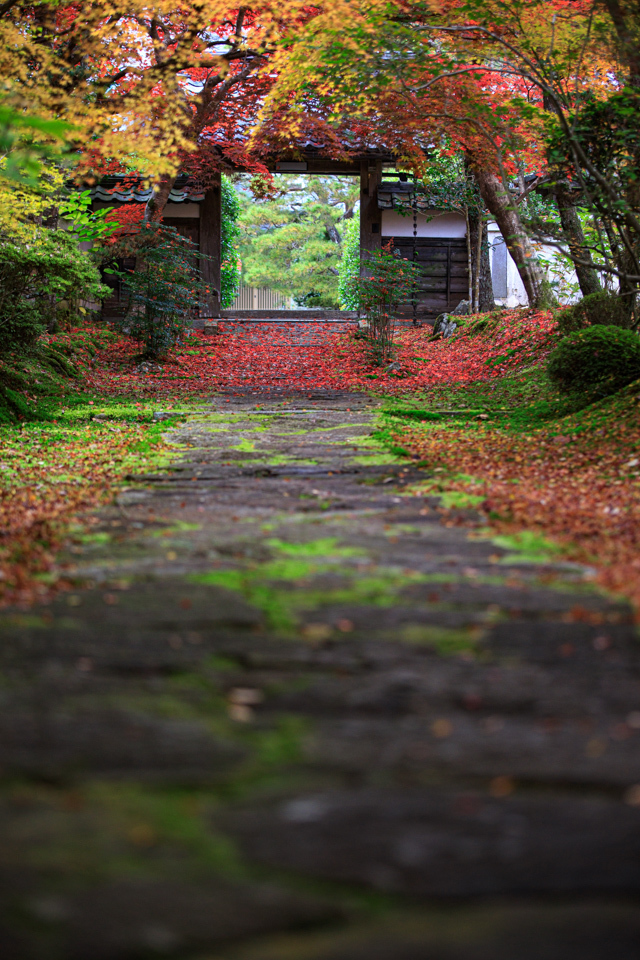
[0,161,66,242]
[0,2,321,183]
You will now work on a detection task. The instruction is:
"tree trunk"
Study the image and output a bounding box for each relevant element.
[469,160,546,307]
[465,207,473,306]
[326,222,342,245]
[601,0,640,88]
[554,186,601,297]
[468,207,495,312]
[144,176,177,222]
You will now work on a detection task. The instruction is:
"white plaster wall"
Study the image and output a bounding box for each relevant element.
[381,209,466,238]
[487,225,579,307]
[488,225,526,307]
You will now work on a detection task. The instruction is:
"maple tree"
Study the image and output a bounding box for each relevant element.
[105,223,212,357]
[0,2,321,208]
[264,0,552,304]
[266,0,640,311]
[348,243,421,362]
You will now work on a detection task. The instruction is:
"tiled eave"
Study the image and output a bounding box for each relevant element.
[89,176,204,204]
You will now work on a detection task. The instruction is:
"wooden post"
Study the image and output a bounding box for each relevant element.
[359,160,382,274]
[200,172,221,318]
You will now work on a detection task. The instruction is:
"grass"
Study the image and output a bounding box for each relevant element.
[488,530,567,564]
[380,367,586,432]
[265,537,367,558]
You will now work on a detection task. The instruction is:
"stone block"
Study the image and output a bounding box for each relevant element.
[230,788,640,897]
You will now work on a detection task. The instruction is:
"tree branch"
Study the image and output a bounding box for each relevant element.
[0,0,20,18]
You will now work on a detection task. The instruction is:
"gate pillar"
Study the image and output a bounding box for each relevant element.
[359,160,382,274]
[200,172,222,318]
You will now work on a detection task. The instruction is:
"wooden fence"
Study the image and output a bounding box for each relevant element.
[229,286,293,311]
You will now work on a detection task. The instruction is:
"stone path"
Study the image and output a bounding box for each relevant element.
[2,392,640,958]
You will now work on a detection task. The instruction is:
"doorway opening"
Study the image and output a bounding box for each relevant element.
[230,173,360,313]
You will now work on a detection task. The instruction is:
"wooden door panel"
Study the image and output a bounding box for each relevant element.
[382,236,469,317]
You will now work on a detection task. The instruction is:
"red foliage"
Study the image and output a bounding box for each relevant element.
[104,205,145,239]
[85,322,354,396]
[25,315,640,614]
[85,312,557,397]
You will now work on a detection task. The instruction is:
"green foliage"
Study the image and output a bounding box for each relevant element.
[0,383,35,424]
[547,325,640,397]
[0,231,108,349]
[237,175,358,308]
[546,88,640,296]
[107,223,210,358]
[556,291,631,335]
[338,215,361,309]
[550,89,640,218]
[220,175,241,309]
[59,190,121,243]
[0,105,71,185]
[419,149,478,212]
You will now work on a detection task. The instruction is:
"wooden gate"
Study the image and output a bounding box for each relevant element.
[385,237,469,320]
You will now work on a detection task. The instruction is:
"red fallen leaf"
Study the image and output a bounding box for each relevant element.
[396,404,640,617]
[85,310,557,399]
[6,312,639,618]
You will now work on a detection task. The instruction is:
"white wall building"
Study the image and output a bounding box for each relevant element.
[380,205,578,309]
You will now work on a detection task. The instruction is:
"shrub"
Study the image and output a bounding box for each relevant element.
[547,325,640,396]
[338,216,361,310]
[221,174,241,308]
[106,223,210,358]
[0,231,107,349]
[346,244,420,362]
[556,290,630,335]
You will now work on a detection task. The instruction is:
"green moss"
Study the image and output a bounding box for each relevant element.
[0,382,49,423]
[150,521,201,537]
[205,654,241,672]
[398,623,483,654]
[384,408,486,424]
[438,490,486,509]
[489,530,567,564]
[251,715,307,767]
[231,438,257,451]
[347,453,403,466]
[233,455,320,467]
[265,537,367,558]
[85,782,247,878]
[76,531,112,545]
[191,561,431,633]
